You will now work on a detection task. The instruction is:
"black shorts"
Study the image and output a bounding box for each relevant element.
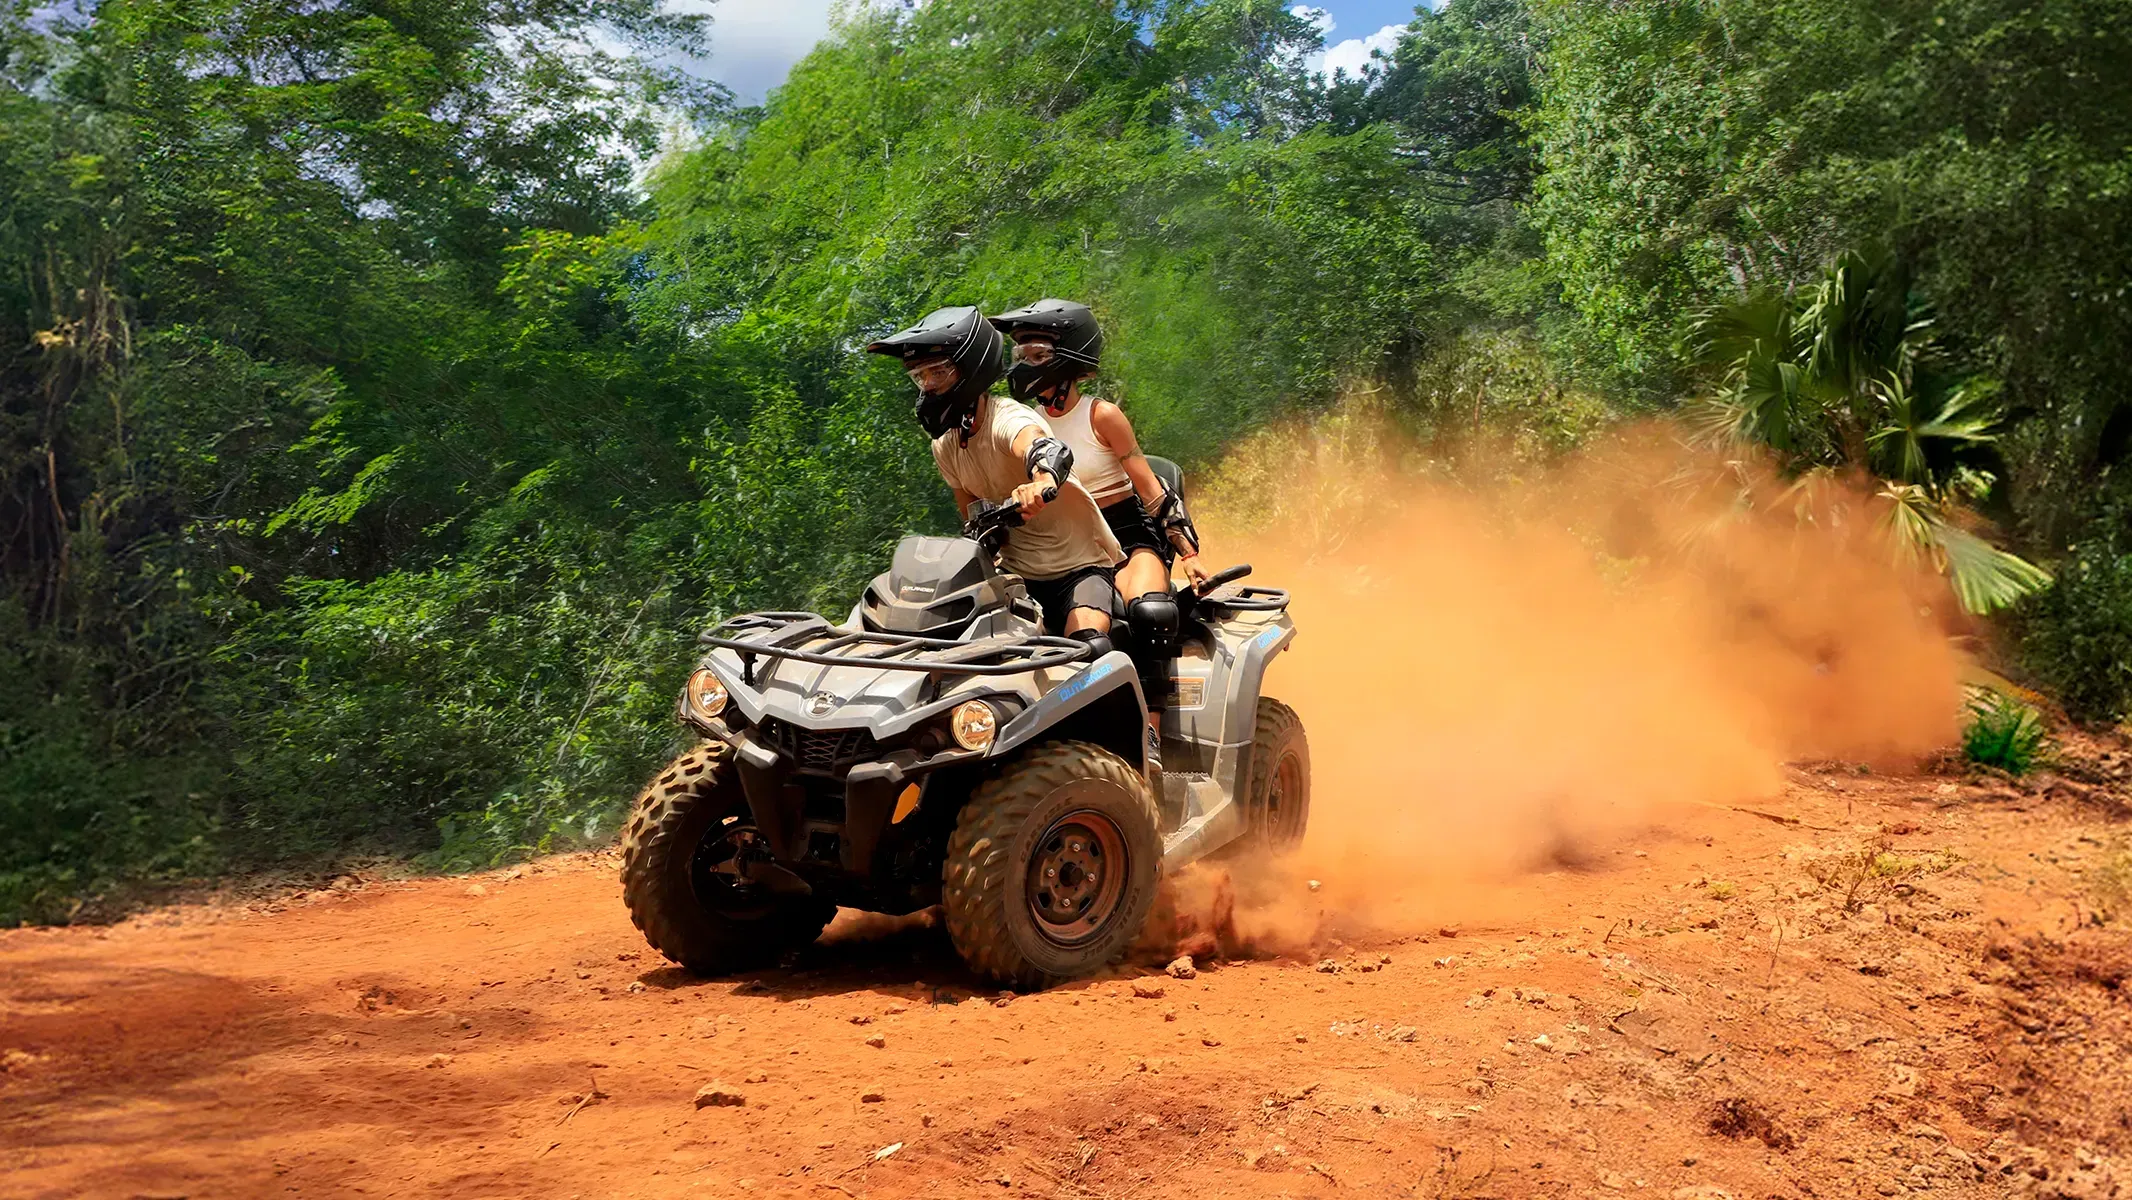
[1024,565,1118,636]
[1099,496,1170,565]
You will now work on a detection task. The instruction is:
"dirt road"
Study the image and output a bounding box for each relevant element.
[5,763,2128,1200]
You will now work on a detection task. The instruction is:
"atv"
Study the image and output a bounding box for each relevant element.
[618,461,1307,989]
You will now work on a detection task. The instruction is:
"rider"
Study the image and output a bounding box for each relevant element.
[864,305,1125,656]
[987,300,1207,693]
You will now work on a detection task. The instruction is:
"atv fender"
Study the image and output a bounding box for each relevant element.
[1217,623,1296,807]
[993,651,1148,772]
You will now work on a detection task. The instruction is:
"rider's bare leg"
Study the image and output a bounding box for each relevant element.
[1116,548,1169,604]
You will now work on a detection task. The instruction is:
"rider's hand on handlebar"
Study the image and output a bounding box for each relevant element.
[1011,476,1055,518]
[1178,554,1212,589]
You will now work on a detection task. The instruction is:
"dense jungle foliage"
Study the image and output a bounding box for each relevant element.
[3,0,2128,923]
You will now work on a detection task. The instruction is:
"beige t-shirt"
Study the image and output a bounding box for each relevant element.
[933,396,1124,581]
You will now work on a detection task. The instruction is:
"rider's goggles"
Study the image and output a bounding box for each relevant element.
[1010,337,1057,366]
[906,359,958,393]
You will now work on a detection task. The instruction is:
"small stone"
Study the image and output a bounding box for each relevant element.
[694,1083,746,1108]
[626,981,646,994]
[1132,979,1166,999]
[1379,954,1392,965]
[1166,956,1197,980]
[744,1072,769,1084]
[1307,879,1322,892]
[886,1004,907,1015]
[850,1014,874,1025]
[1438,926,1459,938]
[464,884,487,897]
[691,1018,718,1039]
[424,1053,453,1068]
[1163,1008,1178,1022]
[864,1034,886,1049]
[1201,1036,1221,1047]
[1387,1025,1419,1042]
[1295,1034,1308,1043]
[1531,1034,1554,1051]
[993,996,1014,1008]
[921,1113,936,1128]
[1670,1187,1732,1200]
[861,1090,886,1103]
[1315,959,1343,974]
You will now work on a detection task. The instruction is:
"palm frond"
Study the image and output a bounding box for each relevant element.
[1935,524,2053,614]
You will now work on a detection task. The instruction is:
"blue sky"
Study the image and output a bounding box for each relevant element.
[695,1,1442,105]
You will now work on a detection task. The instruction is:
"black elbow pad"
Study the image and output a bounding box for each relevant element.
[1155,486,1200,556]
[1025,436,1074,486]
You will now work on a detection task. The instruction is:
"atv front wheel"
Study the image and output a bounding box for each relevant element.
[619,745,834,975]
[943,740,1161,989]
[1239,697,1310,851]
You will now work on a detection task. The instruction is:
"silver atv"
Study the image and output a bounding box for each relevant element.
[619,463,1307,989]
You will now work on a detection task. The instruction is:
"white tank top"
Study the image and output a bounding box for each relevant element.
[1046,396,1133,505]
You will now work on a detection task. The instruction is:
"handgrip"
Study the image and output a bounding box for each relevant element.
[1193,563,1253,594]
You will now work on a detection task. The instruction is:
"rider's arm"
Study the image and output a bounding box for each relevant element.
[952,486,978,519]
[1093,401,1163,513]
[1008,425,1061,514]
[1093,402,1207,578]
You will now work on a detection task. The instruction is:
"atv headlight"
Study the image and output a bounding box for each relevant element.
[950,699,998,751]
[685,667,728,720]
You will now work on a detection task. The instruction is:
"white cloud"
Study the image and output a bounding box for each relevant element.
[1290,4,1335,37]
[1320,22,1404,81]
[689,0,839,105]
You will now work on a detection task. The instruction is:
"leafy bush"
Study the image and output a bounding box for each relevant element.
[1960,689,2050,774]
[2018,514,2132,724]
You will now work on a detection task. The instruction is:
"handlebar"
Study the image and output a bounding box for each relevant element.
[1191,563,1252,595]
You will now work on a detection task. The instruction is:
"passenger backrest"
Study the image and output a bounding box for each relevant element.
[1145,455,1185,501]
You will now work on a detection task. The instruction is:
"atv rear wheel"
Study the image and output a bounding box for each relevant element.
[619,745,834,975]
[943,740,1160,990]
[1240,697,1310,851]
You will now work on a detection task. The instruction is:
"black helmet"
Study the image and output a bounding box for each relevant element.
[989,299,1101,407]
[865,305,1005,440]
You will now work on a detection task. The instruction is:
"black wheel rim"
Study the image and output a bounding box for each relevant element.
[689,816,778,921]
[1025,805,1130,947]
[1266,748,1306,842]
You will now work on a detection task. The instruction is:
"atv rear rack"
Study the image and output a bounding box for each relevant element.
[700,612,1092,685]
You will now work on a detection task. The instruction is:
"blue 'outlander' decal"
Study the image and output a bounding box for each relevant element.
[1254,627,1286,652]
[1053,658,1114,704]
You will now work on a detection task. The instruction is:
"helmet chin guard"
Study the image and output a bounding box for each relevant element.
[866,306,1006,442]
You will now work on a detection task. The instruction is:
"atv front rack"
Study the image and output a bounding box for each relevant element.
[700,612,1092,685]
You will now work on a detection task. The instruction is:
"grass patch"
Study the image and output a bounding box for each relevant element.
[2093,847,2132,925]
[1707,880,1737,901]
[1804,841,1961,912]
[1962,688,2050,774]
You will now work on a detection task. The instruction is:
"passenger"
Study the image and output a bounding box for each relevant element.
[987,300,1207,689]
[864,306,1125,656]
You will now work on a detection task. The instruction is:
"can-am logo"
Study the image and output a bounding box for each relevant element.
[806,692,837,716]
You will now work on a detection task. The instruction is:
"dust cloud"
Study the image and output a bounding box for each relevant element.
[1160,415,1967,957]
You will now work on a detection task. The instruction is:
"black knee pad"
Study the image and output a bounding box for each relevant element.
[1068,626,1114,660]
[1126,593,1180,659]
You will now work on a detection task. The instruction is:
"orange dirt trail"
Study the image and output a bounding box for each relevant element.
[6,767,2130,1199]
